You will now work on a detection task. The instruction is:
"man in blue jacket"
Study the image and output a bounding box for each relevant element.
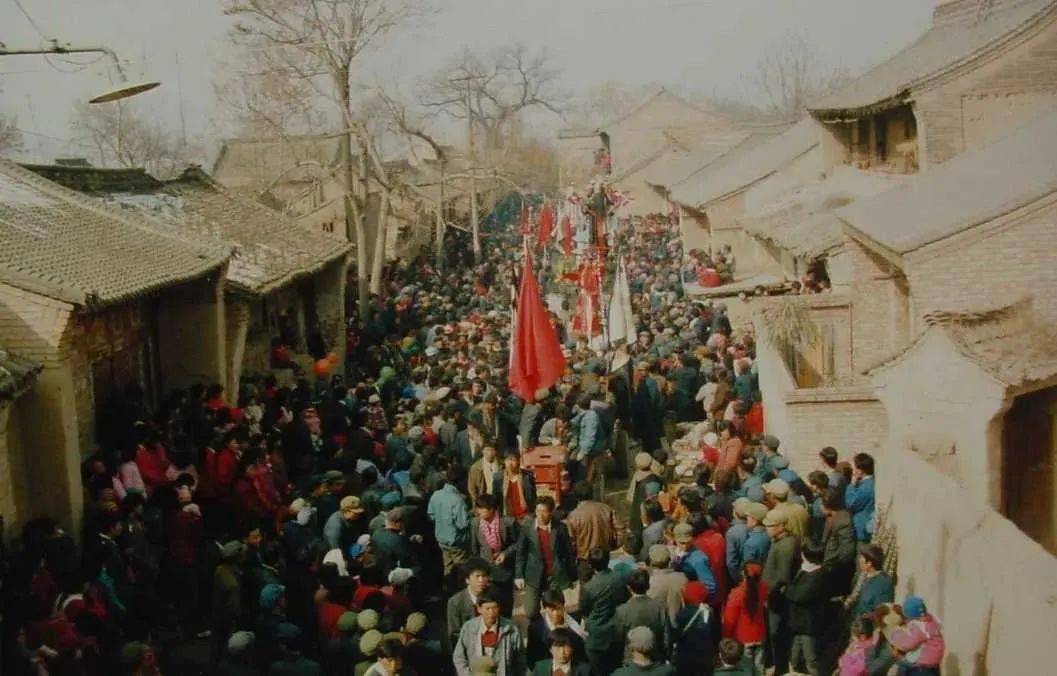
[844,453,876,543]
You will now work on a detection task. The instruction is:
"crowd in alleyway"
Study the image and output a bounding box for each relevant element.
[0,209,943,676]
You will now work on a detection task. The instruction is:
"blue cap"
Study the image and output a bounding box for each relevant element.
[348,543,366,558]
[259,583,286,610]
[275,622,301,641]
[903,596,926,619]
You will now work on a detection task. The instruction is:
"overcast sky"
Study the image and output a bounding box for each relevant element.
[0,0,934,164]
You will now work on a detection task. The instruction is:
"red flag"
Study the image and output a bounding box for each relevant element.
[536,203,554,250]
[559,214,573,255]
[508,245,566,402]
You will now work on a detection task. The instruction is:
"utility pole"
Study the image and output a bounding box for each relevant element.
[451,74,482,263]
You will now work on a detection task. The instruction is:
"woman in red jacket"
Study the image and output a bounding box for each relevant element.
[723,560,769,673]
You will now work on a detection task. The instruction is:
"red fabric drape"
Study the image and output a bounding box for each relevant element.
[508,245,566,401]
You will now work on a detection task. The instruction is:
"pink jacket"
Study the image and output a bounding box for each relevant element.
[890,615,945,667]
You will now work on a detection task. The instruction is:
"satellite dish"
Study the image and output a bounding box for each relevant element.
[89,80,161,104]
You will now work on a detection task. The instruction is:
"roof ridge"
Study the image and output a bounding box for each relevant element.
[0,159,229,260]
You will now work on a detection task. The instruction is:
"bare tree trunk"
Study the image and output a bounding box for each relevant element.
[341,127,369,326]
[370,192,390,294]
[435,162,446,271]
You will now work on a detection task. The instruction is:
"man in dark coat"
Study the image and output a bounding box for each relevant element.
[516,497,576,620]
[531,627,591,676]
[613,568,671,661]
[370,508,417,578]
[470,493,520,613]
[579,547,628,676]
[762,509,800,675]
[783,544,825,676]
[820,487,856,597]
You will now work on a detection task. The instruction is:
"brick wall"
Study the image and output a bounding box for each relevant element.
[784,390,889,470]
[904,194,1057,324]
[0,283,72,365]
[917,11,1057,166]
[847,238,911,373]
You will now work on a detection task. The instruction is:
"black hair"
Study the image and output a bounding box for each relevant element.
[587,547,609,572]
[627,568,650,595]
[474,493,499,511]
[853,452,874,476]
[819,446,838,468]
[719,638,744,666]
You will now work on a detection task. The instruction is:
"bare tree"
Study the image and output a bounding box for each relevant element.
[755,33,849,119]
[370,88,450,267]
[71,102,192,178]
[568,81,659,129]
[420,43,566,151]
[0,83,23,153]
[223,0,429,316]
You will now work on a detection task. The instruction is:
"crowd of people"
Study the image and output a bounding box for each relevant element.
[0,208,943,676]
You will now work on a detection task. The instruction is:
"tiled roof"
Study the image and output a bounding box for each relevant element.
[212,134,343,190]
[669,118,819,210]
[0,160,230,309]
[641,132,754,190]
[106,168,352,296]
[836,107,1057,260]
[0,349,41,401]
[739,167,911,259]
[811,0,1056,117]
[869,299,1057,388]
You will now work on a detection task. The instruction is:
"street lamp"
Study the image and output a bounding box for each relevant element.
[0,39,160,103]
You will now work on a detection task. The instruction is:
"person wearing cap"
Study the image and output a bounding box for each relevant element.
[726,498,751,586]
[530,626,591,676]
[628,452,664,537]
[754,435,782,482]
[645,544,687,625]
[315,470,347,527]
[453,589,525,676]
[322,611,360,676]
[671,522,716,596]
[324,495,366,552]
[886,597,945,673]
[357,629,384,675]
[269,622,321,676]
[516,496,576,621]
[614,568,671,664]
[611,626,674,676]
[371,507,417,579]
[217,631,257,676]
[399,611,445,675]
[765,478,810,541]
[762,508,800,675]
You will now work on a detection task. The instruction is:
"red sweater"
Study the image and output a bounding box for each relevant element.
[722,579,769,644]
[694,530,727,606]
